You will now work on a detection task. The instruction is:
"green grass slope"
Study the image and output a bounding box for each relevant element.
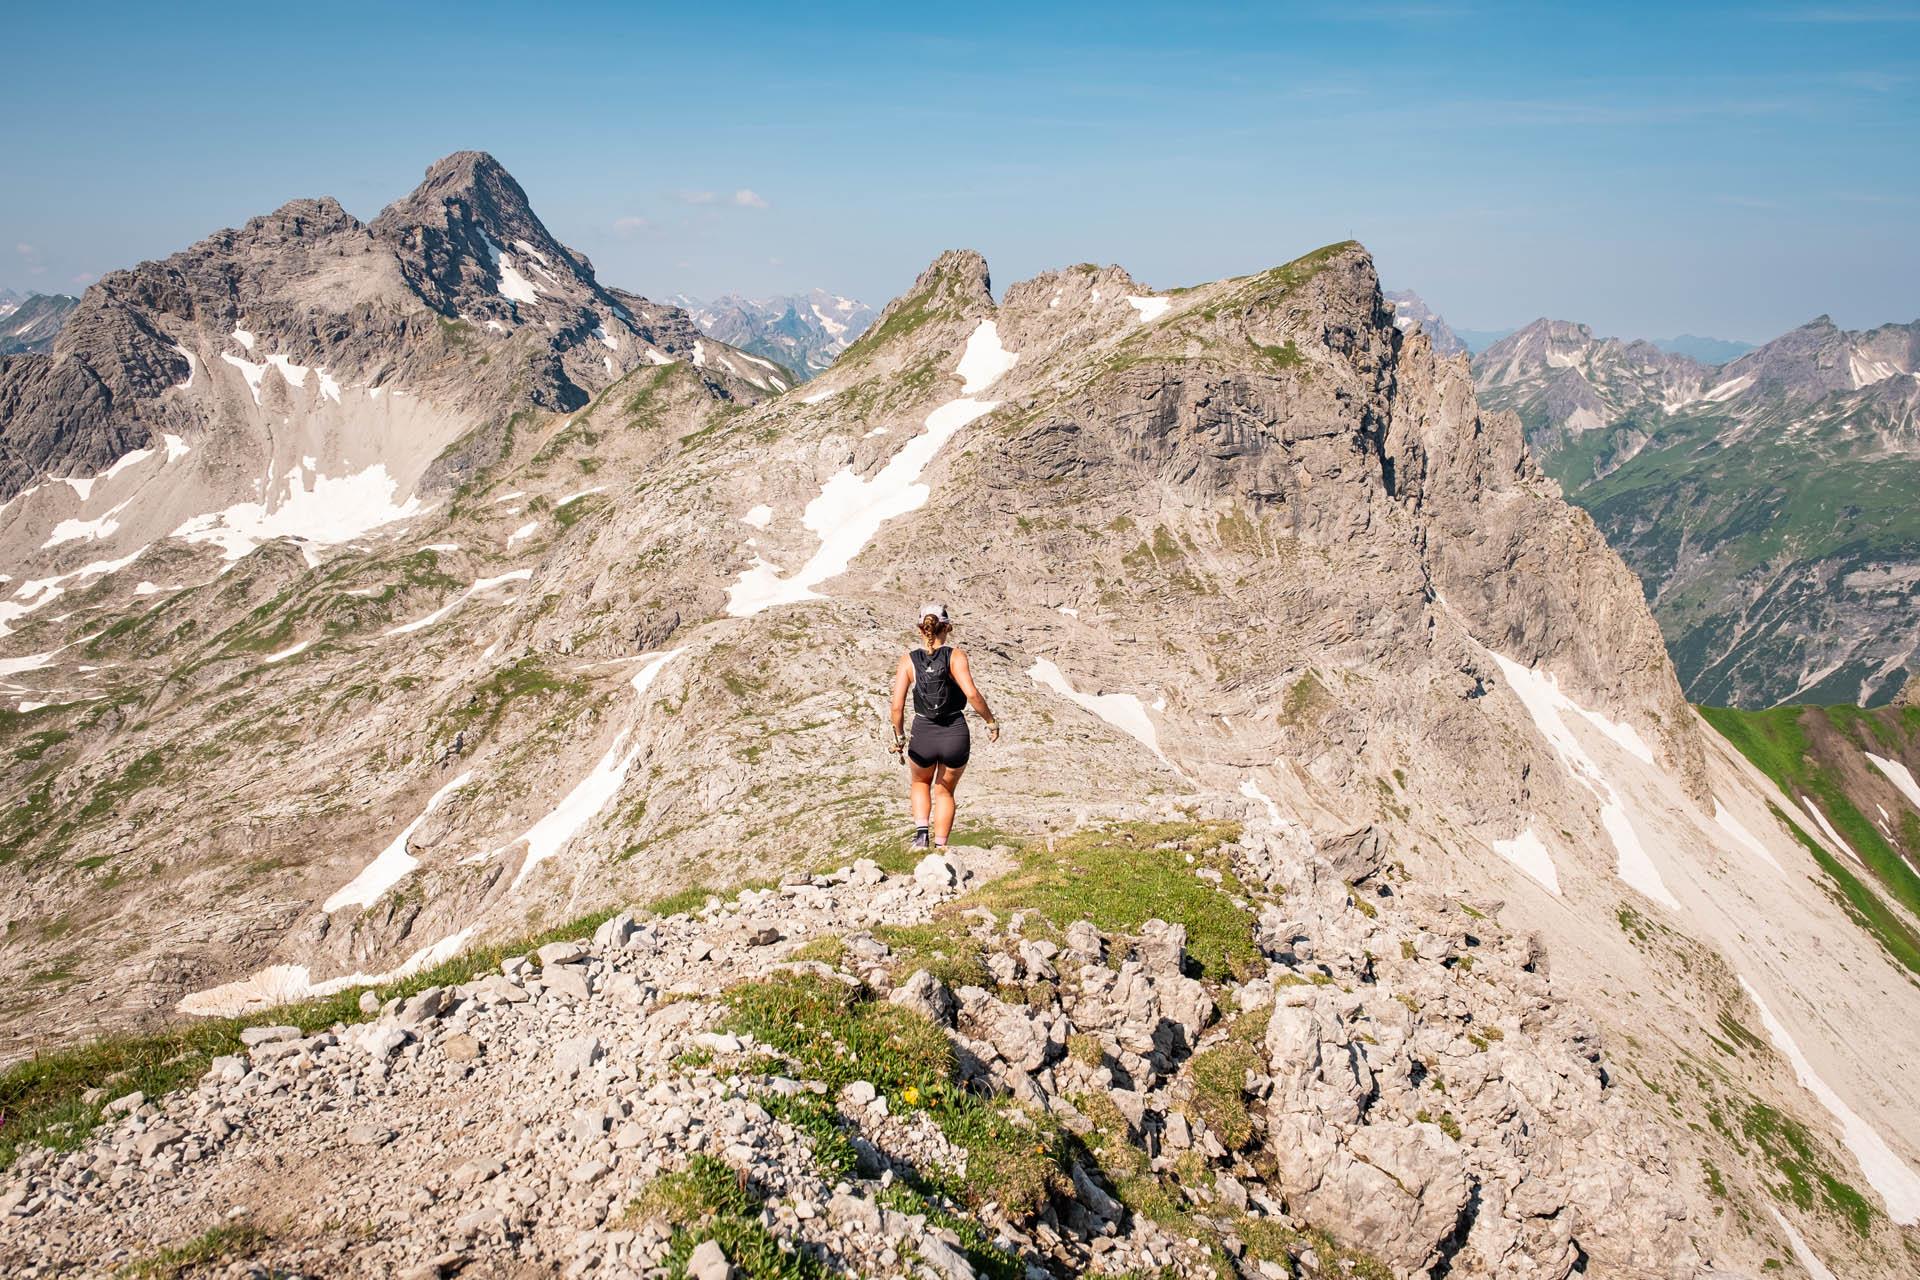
[1700,701,1920,980]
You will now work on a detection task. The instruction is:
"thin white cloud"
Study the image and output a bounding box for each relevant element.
[732,188,769,209]
[667,190,718,205]
[613,215,651,235]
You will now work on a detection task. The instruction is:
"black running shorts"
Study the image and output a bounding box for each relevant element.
[907,714,970,768]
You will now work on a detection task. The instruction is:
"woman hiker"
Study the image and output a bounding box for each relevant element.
[888,603,999,851]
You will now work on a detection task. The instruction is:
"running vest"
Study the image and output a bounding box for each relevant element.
[910,647,967,723]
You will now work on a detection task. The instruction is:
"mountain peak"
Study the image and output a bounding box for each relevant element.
[909,249,994,307]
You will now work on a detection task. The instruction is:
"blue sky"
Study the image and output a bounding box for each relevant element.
[4,1,1916,341]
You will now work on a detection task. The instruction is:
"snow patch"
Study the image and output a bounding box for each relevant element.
[645,348,673,366]
[164,433,192,463]
[260,640,310,664]
[220,352,269,405]
[323,772,475,913]
[1058,606,1079,617]
[383,570,532,638]
[172,464,428,561]
[231,327,256,350]
[1,550,146,637]
[1767,1207,1837,1280]
[1027,658,1163,760]
[1703,373,1753,403]
[1126,296,1171,322]
[172,346,196,389]
[1491,829,1562,894]
[1238,778,1281,825]
[741,504,773,529]
[43,498,132,549]
[497,256,540,305]
[179,926,478,1018]
[1850,352,1902,388]
[1489,652,1678,908]
[1865,752,1920,813]
[557,487,606,507]
[726,396,1000,615]
[505,521,539,549]
[955,320,1017,394]
[1799,796,1860,861]
[505,650,683,891]
[1740,977,1920,1224]
[799,386,837,405]
[1713,801,1784,873]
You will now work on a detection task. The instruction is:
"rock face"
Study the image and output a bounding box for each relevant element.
[1474,313,1920,707]
[678,289,878,378]
[3,196,1920,1278]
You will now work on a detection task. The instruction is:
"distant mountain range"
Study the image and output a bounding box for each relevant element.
[673,290,876,379]
[1470,312,1919,708]
[1387,293,1760,366]
[0,292,79,355]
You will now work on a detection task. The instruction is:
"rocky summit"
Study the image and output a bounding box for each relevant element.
[1,153,1918,1280]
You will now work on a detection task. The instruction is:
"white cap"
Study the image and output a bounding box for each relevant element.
[917,603,949,622]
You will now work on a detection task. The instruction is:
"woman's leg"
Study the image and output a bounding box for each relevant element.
[930,764,967,845]
[909,759,935,828]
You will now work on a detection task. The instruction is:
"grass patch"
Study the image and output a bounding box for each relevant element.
[630,1154,825,1280]
[645,885,721,918]
[1740,1099,1877,1235]
[722,972,1066,1218]
[1187,1040,1261,1149]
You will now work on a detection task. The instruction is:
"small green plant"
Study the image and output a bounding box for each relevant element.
[123,1222,269,1278]
[1187,1040,1262,1149]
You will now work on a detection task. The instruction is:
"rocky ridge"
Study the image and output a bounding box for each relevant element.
[1,816,1716,1279]
[1381,292,1466,359]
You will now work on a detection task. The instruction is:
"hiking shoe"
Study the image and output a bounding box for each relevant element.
[911,829,931,851]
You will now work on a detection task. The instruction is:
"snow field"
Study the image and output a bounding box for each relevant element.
[1490,829,1562,895]
[726,320,1016,617]
[1488,651,1678,909]
[322,772,476,913]
[1026,658,1163,761]
[1738,978,1920,1224]
[173,463,428,561]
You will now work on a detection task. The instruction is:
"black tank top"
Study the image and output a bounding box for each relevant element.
[910,647,967,724]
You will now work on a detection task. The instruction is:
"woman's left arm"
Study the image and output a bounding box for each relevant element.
[950,649,999,742]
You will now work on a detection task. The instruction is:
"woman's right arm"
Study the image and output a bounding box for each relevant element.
[888,655,913,752]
